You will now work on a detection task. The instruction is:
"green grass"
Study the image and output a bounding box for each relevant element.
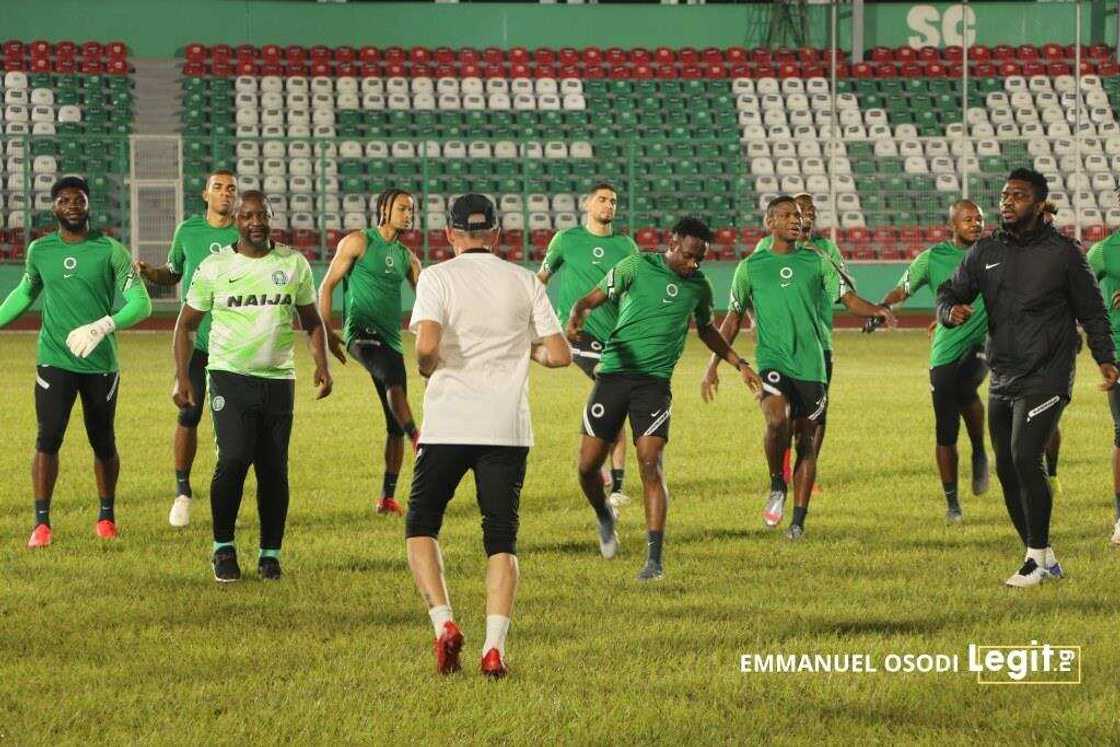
[1,330,1118,743]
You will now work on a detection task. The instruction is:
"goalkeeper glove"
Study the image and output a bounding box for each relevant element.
[66,315,116,358]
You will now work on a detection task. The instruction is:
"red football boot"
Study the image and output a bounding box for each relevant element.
[481,648,508,679]
[95,519,118,539]
[27,523,52,548]
[434,621,464,675]
[376,497,403,515]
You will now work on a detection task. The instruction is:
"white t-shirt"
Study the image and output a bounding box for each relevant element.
[409,251,562,447]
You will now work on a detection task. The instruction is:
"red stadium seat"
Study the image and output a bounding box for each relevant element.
[749,48,771,65]
[532,64,555,79]
[942,46,963,63]
[874,63,897,77]
[30,40,52,58]
[54,59,77,73]
[869,47,893,63]
[3,41,23,57]
[713,227,736,247]
[654,64,677,79]
[426,230,449,250]
[900,63,923,78]
[309,45,331,64]
[336,62,357,77]
[1084,225,1108,243]
[582,47,603,65]
[335,46,356,63]
[530,230,553,250]
[212,62,235,77]
[726,47,749,64]
[926,62,947,77]
[846,227,870,246]
[4,58,25,72]
[1098,61,1120,76]
[778,63,800,79]
[107,59,128,75]
[633,64,654,80]
[291,229,318,249]
[399,230,422,250]
[679,47,700,64]
[505,246,524,262]
[80,59,101,74]
[924,225,949,244]
[992,45,1015,62]
[236,61,256,76]
[635,227,660,250]
[754,64,778,78]
[483,64,505,79]
[558,48,579,65]
[427,246,451,263]
[181,62,204,77]
[773,48,796,65]
[705,63,727,79]
[1022,62,1046,77]
[969,44,991,61]
[260,63,283,77]
[971,62,997,78]
[482,47,504,64]
[203,43,229,63]
[184,43,206,64]
[432,47,455,64]
[409,46,432,65]
[534,48,556,65]
[701,47,724,64]
[630,48,652,65]
[384,46,406,64]
[411,63,435,78]
[797,47,818,64]
[851,62,873,78]
[558,64,580,78]
[458,47,481,64]
[895,46,917,63]
[604,47,627,66]
[1041,43,1064,61]
[919,46,941,62]
[681,64,703,79]
[236,44,256,62]
[998,62,1021,77]
[608,65,631,80]
[1017,44,1040,61]
[509,46,530,64]
[270,228,291,245]
[503,229,525,248]
[1046,62,1071,76]
[654,47,675,65]
[261,44,282,64]
[106,41,127,60]
[729,64,751,78]
[359,46,380,63]
[510,62,531,78]
[311,61,331,77]
[285,45,306,64]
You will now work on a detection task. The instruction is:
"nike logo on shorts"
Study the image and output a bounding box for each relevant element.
[985,262,1001,270]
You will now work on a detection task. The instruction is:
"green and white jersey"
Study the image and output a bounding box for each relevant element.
[899,241,988,368]
[24,231,144,374]
[341,229,412,353]
[801,235,849,351]
[1087,231,1120,352]
[730,244,843,383]
[186,243,316,379]
[167,215,239,353]
[596,253,714,380]
[540,226,639,342]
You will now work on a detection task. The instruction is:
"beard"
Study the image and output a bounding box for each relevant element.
[57,215,88,233]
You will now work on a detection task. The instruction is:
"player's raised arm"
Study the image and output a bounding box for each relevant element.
[317,230,366,364]
[566,287,608,341]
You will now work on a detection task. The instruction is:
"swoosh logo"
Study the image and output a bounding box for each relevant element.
[63,274,74,279]
[985,262,1001,270]
[662,299,672,304]
[228,276,246,283]
[780,282,792,288]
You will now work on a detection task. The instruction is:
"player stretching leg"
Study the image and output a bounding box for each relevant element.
[703,196,893,539]
[868,199,990,521]
[0,177,151,547]
[136,170,239,527]
[568,217,760,579]
[318,188,422,515]
[538,183,639,508]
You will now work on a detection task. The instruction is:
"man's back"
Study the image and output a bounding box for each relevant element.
[410,252,559,447]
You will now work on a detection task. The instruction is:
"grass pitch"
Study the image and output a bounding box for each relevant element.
[1,329,1118,743]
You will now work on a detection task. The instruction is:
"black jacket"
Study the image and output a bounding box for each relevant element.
[936,223,1115,399]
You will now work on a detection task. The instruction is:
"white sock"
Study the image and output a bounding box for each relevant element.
[483,614,511,659]
[428,604,453,637]
[1026,547,1047,567]
[1043,546,1057,567]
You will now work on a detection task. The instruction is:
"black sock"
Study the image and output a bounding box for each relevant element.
[610,469,624,494]
[382,472,399,499]
[176,469,192,498]
[34,498,50,528]
[646,530,663,565]
[1114,493,1120,520]
[98,497,114,522]
[1047,459,1058,478]
[792,506,808,528]
[770,474,787,493]
[943,482,960,510]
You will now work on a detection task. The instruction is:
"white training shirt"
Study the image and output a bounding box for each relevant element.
[409,250,562,447]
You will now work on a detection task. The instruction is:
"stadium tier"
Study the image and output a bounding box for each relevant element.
[0,40,133,259]
[176,43,1120,263]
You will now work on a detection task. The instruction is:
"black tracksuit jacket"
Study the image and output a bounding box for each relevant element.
[935,223,1115,400]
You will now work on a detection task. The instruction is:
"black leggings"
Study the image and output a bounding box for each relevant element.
[1109,387,1120,448]
[989,393,1066,549]
[930,346,988,447]
[209,371,295,551]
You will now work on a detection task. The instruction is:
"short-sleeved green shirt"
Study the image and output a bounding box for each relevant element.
[801,235,850,351]
[540,226,639,342]
[898,241,989,367]
[340,229,412,353]
[1087,231,1120,351]
[730,244,843,383]
[186,243,317,379]
[24,231,144,373]
[167,215,239,352]
[596,253,714,380]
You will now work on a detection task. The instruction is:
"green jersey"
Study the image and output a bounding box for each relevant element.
[1087,231,1120,351]
[801,235,849,351]
[341,229,412,353]
[540,226,639,342]
[596,253,714,380]
[167,215,239,353]
[24,231,146,374]
[899,241,989,367]
[730,244,843,383]
[186,243,317,379]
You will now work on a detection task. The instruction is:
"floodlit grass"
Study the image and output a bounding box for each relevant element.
[1,330,1118,742]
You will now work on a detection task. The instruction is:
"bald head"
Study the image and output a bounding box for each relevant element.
[948,199,984,248]
[235,190,272,250]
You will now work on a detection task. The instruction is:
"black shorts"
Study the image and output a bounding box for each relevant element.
[178,348,209,428]
[581,373,672,443]
[349,336,408,436]
[209,370,295,469]
[34,365,119,460]
[405,443,529,556]
[570,332,606,380]
[929,346,988,447]
[760,369,828,422]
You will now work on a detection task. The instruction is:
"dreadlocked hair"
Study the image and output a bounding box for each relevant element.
[375,188,413,227]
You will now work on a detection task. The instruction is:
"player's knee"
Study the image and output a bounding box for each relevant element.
[578,457,603,482]
[636,454,662,482]
[35,431,64,455]
[405,508,443,541]
[1010,449,1042,478]
[214,455,252,482]
[386,420,405,438]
